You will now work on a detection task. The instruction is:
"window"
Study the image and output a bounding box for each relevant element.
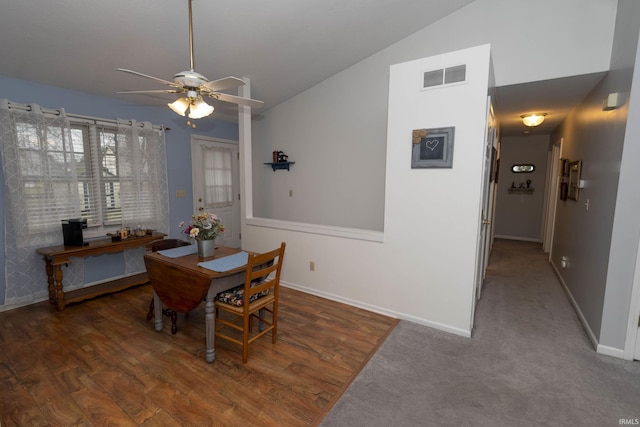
[202,146,233,207]
[2,105,168,237]
[70,123,127,227]
[14,120,80,233]
[1,101,169,307]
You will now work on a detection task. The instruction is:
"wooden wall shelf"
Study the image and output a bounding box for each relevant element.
[508,188,535,194]
[265,162,295,171]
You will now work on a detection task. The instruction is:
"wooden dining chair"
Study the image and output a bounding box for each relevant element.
[146,239,191,330]
[214,242,286,363]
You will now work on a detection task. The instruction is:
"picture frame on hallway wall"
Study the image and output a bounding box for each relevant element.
[411,126,455,168]
[568,160,582,201]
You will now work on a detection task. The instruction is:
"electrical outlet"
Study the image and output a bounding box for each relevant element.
[309,261,315,271]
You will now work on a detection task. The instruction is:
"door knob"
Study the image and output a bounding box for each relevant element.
[198,207,204,211]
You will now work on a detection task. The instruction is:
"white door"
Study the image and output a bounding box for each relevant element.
[473,97,497,318]
[191,135,241,248]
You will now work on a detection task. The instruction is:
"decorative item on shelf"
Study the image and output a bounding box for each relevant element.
[265,150,295,171]
[179,212,224,258]
[276,151,289,162]
[508,181,534,194]
[119,227,131,240]
[134,225,147,237]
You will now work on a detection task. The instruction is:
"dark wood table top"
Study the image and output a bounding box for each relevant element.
[143,245,246,312]
[36,232,166,264]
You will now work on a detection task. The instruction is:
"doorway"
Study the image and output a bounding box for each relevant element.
[190,135,241,248]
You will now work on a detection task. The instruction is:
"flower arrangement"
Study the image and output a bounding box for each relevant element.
[179,212,224,241]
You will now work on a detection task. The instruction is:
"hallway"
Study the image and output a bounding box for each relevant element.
[322,239,640,426]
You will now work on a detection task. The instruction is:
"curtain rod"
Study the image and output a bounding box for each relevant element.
[4,101,170,131]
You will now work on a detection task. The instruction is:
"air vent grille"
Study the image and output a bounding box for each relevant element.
[422,64,467,89]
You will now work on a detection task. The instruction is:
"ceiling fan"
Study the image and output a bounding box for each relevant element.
[117,0,262,120]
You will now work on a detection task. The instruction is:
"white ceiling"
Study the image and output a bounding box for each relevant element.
[0,0,606,134]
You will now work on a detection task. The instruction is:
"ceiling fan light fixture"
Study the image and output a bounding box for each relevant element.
[188,97,214,119]
[168,97,190,116]
[521,113,547,127]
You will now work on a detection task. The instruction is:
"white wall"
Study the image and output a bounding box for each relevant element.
[494,135,550,241]
[252,0,616,231]
[244,45,493,336]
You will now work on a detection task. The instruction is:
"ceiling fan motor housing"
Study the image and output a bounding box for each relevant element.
[173,70,209,88]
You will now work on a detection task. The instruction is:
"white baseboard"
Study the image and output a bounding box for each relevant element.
[494,234,541,243]
[281,281,472,339]
[550,261,601,351]
[597,344,626,359]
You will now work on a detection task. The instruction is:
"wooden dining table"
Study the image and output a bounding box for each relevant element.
[143,245,249,363]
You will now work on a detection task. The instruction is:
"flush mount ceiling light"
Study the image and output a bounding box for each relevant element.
[521,113,547,127]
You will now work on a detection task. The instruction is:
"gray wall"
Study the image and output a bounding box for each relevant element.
[494,135,549,241]
[550,0,640,349]
[252,0,616,232]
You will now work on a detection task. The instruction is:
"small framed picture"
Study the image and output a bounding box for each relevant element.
[411,126,455,168]
[568,160,582,201]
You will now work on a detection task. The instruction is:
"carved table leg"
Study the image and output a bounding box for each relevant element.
[53,265,66,311]
[44,257,55,304]
[147,297,155,321]
[153,291,163,332]
[205,296,215,363]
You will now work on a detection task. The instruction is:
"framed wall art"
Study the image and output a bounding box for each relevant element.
[568,160,582,201]
[411,126,455,168]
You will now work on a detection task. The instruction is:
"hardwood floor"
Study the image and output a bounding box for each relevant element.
[0,285,397,426]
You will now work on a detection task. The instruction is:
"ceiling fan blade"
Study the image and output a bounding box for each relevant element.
[117,89,182,94]
[212,93,264,108]
[117,68,180,88]
[202,76,245,92]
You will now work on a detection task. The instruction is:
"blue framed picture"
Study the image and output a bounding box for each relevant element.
[411,126,455,168]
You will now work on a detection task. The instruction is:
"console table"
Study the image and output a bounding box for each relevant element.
[36,232,166,310]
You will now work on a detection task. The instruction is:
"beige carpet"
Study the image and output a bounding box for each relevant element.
[320,239,640,426]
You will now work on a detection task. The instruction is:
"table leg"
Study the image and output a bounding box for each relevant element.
[53,265,66,311]
[44,257,55,304]
[205,295,215,363]
[153,291,163,332]
[258,308,266,332]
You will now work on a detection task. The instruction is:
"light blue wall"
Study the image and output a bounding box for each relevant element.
[0,76,238,306]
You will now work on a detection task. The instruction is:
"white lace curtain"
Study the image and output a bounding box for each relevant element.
[202,145,233,208]
[117,119,170,231]
[0,100,169,307]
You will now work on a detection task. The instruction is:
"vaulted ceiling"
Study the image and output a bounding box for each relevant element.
[0,0,606,135]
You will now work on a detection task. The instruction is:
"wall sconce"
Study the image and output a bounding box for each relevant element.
[521,113,547,127]
[602,92,625,111]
